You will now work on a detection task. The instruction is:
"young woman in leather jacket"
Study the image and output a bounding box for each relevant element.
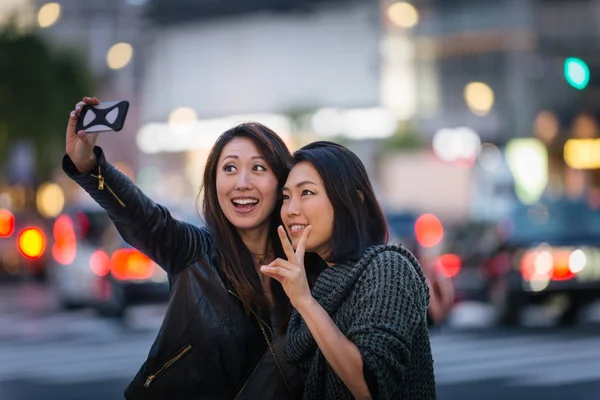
[64,97,321,400]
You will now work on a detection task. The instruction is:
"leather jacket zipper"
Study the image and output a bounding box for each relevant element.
[144,344,193,388]
[90,166,126,208]
[227,290,293,397]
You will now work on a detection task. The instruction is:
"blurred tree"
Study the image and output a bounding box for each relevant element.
[0,23,95,182]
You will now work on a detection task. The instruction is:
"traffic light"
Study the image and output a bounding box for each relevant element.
[564,57,590,90]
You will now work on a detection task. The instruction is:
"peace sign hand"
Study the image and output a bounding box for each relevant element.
[260,225,313,310]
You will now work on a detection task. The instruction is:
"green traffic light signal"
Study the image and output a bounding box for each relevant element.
[564,57,590,90]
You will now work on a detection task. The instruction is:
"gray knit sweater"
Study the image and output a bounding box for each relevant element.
[285,244,436,400]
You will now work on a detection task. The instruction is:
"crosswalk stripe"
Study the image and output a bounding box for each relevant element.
[432,334,600,386]
[509,358,600,386]
[433,336,600,367]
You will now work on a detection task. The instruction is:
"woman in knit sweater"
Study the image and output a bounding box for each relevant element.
[260,141,436,400]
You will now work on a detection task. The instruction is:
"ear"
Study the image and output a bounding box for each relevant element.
[357,190,364,203]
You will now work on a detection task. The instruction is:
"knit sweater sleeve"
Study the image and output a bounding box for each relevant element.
[345,251,427,399]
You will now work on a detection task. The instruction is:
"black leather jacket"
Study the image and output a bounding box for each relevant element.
[63,147,302,400]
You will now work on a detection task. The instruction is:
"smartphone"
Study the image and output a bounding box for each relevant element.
[76,100,130,133]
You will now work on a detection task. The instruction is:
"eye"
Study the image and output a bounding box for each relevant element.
[282,194,290,201]
[222,164,236,172]
[253,164,267,172]
[301,189,314,196]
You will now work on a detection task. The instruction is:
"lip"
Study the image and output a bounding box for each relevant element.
[288,223,308,235]
[231,197,259,214]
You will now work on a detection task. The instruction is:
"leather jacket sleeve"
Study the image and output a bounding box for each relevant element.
[62,146,212,275]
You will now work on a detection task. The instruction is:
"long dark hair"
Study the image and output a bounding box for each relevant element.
[292,141,388,264]
[199,122,292,324]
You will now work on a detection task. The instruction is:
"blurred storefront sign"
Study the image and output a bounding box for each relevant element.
[564,139,600,170]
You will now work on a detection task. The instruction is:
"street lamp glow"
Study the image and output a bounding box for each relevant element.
[387,2,419,29]
[107,43,133,70]
[464,82,495,116]
[37,2,61,28]
[564,57,590,90]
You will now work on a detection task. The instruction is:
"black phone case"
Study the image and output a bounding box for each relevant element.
[76,100,130,133]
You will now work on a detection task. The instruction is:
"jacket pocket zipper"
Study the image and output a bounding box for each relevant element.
[90,166,126,208]
[144,344,193,388]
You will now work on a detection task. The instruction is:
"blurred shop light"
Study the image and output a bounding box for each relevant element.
[534,111,559,144]
[169,108,198,125]
[477,142,502,171]
[432,127,481,165]
[311,108,344,137]
[571,113,598,139]
[564,138,600,169]
[18,227,46,260]
[0,210,15,238]
[464,82,494,116]
[36,182,64,218]
[37,2,61,28]
[387,2,419,28]
[564,57,590,90]
[137,114,292,154]
[311,107,397,140]
[506,138,548,205]
[107,43,133,70]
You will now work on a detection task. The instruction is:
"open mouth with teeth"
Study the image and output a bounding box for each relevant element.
[289,224,307,234]
[232,198,259,212]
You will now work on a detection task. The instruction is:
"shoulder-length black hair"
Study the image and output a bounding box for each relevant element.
[292,141,388,264]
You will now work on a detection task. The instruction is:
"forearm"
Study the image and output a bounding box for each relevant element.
[296,298,372,400]
[63,146,206,273]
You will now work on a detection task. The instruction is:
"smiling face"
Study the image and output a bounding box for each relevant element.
[281,161,334,258]
[216,137,279,233]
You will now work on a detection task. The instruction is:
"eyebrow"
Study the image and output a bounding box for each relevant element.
[282,180,317,191]
[222,155,265,162]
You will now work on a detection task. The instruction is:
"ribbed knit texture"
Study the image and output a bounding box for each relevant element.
[286,244,436,400]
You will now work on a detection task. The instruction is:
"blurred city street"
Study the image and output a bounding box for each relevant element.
[3,0,600,399]
[1,283,600,400]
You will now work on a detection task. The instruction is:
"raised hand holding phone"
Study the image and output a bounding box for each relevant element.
[66,97,100,173]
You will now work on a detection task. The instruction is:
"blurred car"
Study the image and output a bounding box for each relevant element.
[46,207,169,317]
[387,212,467,304]
[0,209,51,282]
[485,199,600,326]
[434,221,498,303]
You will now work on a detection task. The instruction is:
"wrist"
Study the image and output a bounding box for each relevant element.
[73,153,97,174]
[295,295,317,315]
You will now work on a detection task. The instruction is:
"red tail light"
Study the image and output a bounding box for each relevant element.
[437,253,461,278]
[52,214,77,265]
[415,213,444,248]
[520,248,576,281]
[110,249,156,280]
[17,227,46,259]
[90,250,111,277]
[551,250,574,281]
[0,210,15,238]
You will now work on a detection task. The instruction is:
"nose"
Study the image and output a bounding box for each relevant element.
[235,169,253,190]
[285,196,301,217]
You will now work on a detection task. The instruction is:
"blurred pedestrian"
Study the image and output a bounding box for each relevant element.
[64,97,322,399]
[424,261,455,326]
[260,142,436,400]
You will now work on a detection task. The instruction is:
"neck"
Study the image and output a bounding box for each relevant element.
[238,224,271,259]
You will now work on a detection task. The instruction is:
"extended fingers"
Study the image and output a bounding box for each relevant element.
[278,225,295,261]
